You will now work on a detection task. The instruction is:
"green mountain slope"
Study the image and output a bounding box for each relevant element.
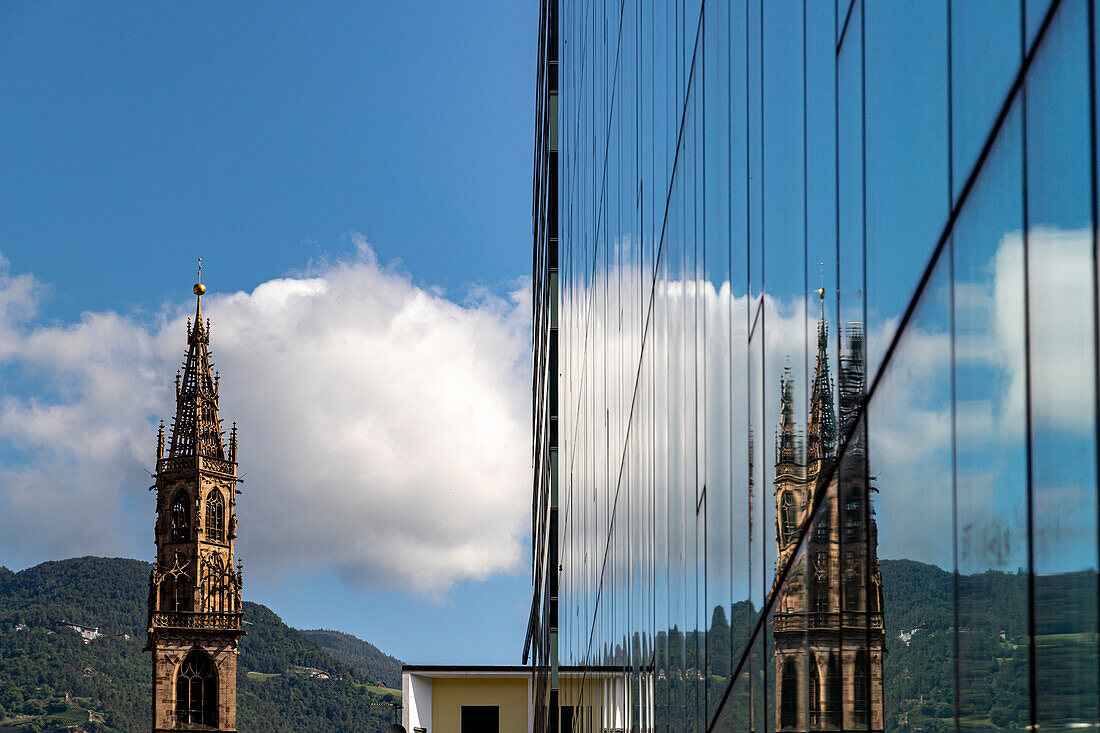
[0,557,402,733]
[301,629,402,689]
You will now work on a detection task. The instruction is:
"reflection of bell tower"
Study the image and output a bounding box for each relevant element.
[772,291,885,733]
[147,265,244,732]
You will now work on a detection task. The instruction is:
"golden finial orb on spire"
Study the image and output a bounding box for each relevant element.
[817,287,825,300]
[193,257,205,296]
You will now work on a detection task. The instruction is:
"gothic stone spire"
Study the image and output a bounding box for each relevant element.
[168,271,225,460]
[777,365,797,466]
[807,289,837,463]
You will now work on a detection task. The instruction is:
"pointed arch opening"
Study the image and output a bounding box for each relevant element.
[780,492,798,545]
[175,649,217,726]
[809,652,821,727]
[825,653,842,728]
[170,490,191,543]
[780,658,799,730]
[853,650,870,725]
[206,491,225,543]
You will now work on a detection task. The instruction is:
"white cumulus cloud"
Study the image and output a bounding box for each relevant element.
[0,240,532,595]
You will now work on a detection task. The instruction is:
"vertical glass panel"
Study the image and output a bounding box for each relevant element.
[748,327,766,623]
[654,209,670,733]
[953,102,1031,733]
[807,0,838,389]
[951,2,1022,202]
[728,0,753,711]
[864,0,949,378]
[747,0,764,314]
[712,653,755,732]
[1026,0,1056,49]
[668,106,688,733]
[688,71,706,733]
[837,0,865,362]
[1025,1,1100,728]
[869,252,955,732]
[771,538,810,733]
[703,0,734,723]
[838,0,856,47]
[762,0,809,623]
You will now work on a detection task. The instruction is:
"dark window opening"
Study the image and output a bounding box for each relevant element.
[175,650,217,726]
[781,661,799,729]
[170,491,191,543]
[853,650,870,725]
[814,510,831,542]
[809,653,821,727]
[461,705,499,733]
[206,491,225,542]
[161,573,192,613]
[826,654,842,728]
[812,582,830,614]
[845,577,862,611]
[561,705,578,733]
[781,493,798,544]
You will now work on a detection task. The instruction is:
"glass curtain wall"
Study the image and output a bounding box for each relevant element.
[528,0,561,732]
[538,0,1100,732]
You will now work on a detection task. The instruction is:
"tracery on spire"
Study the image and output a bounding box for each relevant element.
[807,306,837,463]
[838,323,865,440]
[168,274,226,460]
[778,365,797,465]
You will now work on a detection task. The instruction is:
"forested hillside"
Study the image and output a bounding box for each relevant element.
[2,556,1094,732]
[301,629,402,689]
[617,560,1094,732]
[0,557,402,733]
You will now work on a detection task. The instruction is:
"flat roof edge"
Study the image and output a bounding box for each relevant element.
[402,665,529,673]
[401,664,631,673]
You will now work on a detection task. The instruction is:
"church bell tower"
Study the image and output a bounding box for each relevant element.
[147,266,244,732]
[772,291,885,733]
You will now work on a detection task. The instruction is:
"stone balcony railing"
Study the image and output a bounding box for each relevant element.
[150,611,242,631]
[157,455,236,476]
[773,611,884,633]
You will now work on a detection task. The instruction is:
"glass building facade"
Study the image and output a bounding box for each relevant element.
[531,1,1100,732]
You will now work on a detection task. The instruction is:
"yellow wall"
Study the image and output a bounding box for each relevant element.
[430,677,528,733]
[557,676,608,733]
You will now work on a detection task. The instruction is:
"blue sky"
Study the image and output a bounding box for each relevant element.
[0,2,532,318]
[0,2,537,664]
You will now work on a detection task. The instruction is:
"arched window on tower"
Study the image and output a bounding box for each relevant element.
[206,491,225,543]
[814,508,831,543]
[176,650,217,726]
[844,552,863,611]
[780,659,799,730]
[853,650,870,725]
[809,652,821,727]
[170,491,190,543]
[780,492,798,545]
[811,553,830,614]
[826,654,842,728]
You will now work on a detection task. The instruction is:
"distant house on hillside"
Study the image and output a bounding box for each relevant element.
[289,665,331,680]
[898,624,927,647]
[56,621,101,643]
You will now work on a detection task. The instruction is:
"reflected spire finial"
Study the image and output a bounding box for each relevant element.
[807,272,837,463]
